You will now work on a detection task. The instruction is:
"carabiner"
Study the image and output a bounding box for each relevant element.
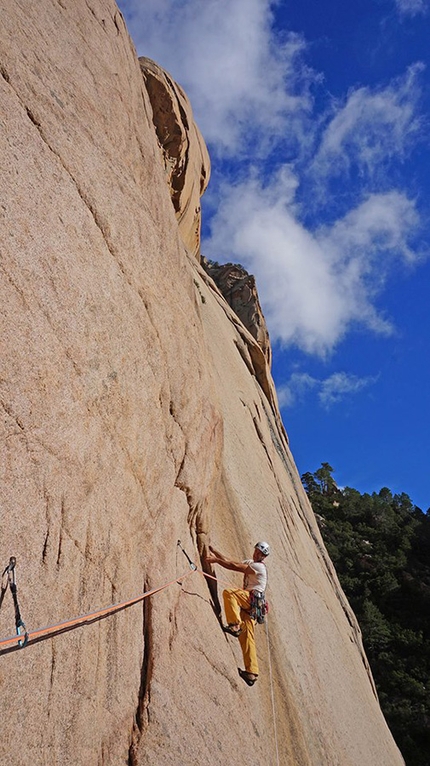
[1,557,28,648]
[16,619,28,649]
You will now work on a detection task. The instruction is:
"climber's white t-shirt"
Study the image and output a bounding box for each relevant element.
[243,560,267,593]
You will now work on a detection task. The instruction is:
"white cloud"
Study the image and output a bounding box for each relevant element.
[312,64,424,182]
[118,0,315,155]
[319,190,419,263]
[394,0,427,16]
[278,371,375,409]
[119,1,424,357]
[204,173,420,355]
[319,372,376,407]
[277,373,318,407]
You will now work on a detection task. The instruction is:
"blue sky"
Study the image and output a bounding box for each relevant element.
[118,0,430,511]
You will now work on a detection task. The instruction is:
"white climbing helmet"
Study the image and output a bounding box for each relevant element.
[255,541,270,556]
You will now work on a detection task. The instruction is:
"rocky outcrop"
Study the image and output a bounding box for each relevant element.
[201,258,271,365]
[0,2,404,766]
[140,57,210,260]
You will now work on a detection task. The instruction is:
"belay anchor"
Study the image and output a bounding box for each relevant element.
[0,557,28,648]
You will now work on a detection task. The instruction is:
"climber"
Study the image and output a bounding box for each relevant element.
[205,541,270,687]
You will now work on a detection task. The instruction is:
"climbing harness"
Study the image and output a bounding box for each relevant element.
[0,557,28,648]
[249,590,268,624]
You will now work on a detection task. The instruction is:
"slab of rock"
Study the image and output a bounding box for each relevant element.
[201,257,271,365]
[140,56,210,261]
[0,2,404,765]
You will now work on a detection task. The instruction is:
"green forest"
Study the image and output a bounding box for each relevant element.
[302,464,430,766]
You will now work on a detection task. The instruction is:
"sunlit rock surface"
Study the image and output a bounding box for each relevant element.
[201,258,271,365]
[139,56,210,261]
[0,1,404,764]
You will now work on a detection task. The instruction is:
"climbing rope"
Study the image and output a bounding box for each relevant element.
[265,618,280,766]
[1,546,281,765]
[0,545,223,652]
[1,547,281,764]
[0,564,195,652]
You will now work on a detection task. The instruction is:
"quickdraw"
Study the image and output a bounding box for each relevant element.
[177,540,197,571]
[0,557,28,648]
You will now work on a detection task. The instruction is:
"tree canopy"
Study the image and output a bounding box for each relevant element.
[302,464,430,766]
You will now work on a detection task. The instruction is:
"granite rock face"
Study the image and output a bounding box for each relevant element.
[0,2,404,765]
[140,56,210,261]
[201,258,272,365]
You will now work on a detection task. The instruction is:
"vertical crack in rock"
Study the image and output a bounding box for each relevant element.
[128,582,153,766]
[56,496,66,570]
[55,532,63,570]
[113,10,123,35]
[42,530,49,563]
[42,483,51,564]
[252,415,275,471]
[174,472,222,618]
[0,64,10,83]
[233,338,255,376]
[139,56,210,259]
[26,107,42,128]
[49,644,56,693]
[260,397,291,472]
[1,399,25,432]
[140,67,188,215]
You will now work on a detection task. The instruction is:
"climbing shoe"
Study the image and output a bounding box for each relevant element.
[238,668,258,686]
[222,624,242,638]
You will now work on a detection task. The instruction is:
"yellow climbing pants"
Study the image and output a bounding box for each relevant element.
[223,588,258,676]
